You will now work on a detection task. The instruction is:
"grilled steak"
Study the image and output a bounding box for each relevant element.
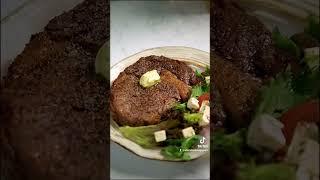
[111,56,194,126]
[0,0,109,179]
[212,53,262,129]
[211,0,298,79]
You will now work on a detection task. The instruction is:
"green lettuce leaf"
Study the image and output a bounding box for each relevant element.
[173,102,187,112]
[183,113,202,124]
[254,69,305,118]
[212,129,247,160]
[191,84,209,98]
[272,27,301,58]
[161,135,201,160]
[119,120,180,148]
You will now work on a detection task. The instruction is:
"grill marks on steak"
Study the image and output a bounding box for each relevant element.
[111,56,194,127]
[0,0,109,179]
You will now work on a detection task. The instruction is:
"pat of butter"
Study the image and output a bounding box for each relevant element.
[139,70,161,88]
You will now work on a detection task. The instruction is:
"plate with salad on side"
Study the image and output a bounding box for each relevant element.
[106,46,213,161]
[210,0,319,179]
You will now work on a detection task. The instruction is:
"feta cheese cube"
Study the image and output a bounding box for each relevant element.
[199,105,210,127]
[304,47,319,57]
[205,76,210,84]
[154,130,166,142]
[298,139,319,177]
[187,97,199,110]
[182,127,195,138]
[199,100,209,112]
[286,122,319,164]
[296,166,311,180]
[247,114,286,152]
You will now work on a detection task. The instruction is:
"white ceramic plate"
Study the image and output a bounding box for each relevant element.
[110,46,210,161]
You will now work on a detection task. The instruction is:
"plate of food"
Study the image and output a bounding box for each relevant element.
[107,46,213,161]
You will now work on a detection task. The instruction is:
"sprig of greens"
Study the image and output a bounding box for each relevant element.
[173,102,187,112]
[183,113,202,124]
[254,68,304,118]
[204,66,210,76]
[254,60,319,118]
[195,66,210,79]
[272,27,301,58]
[195,69,203,79]
[161,135,201,160]
[191,84,209,98]
[212,129,247,161]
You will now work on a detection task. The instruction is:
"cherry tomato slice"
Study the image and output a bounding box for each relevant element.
[198,93,210,107]
[281,99,319,144]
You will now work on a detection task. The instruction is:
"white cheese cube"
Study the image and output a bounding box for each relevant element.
[304,47,319,57]
[187,97,199,110]
[199,105,210,127]
[286,122,319,164]
[182,127,195,138]
[298,139,319,177]
[205,76,210,84]
[154,130,166,142]
[199,100,209,112]
[295,139,320,180]
[296,166,311,180]
[247,114,286,152]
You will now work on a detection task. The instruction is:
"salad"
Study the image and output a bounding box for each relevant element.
[212,15,319,180]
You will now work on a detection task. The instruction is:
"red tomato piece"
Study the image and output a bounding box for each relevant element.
[198,93,210,107]
[281,99,319,144]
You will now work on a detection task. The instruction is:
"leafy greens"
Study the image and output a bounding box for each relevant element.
[119,120,180,148]
[161,135,201,160]
[183,113,203,124]
[191,84,209,98]
[272,27,301,58]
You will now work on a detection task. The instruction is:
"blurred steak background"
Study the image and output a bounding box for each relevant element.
[210,0,302,178]
[0,0,109,179]
[211,0,300,131]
